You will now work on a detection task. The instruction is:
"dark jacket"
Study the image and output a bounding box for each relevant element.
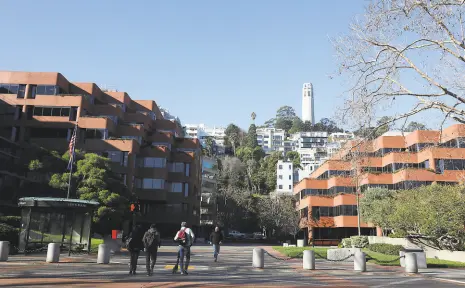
[143,228,161,251]
[127,227,144,251]
[210,231,223,245]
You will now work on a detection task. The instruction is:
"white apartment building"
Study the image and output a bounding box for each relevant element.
[276,160,294,195]
[256,128,286,153]
[329,132,354,144]
[184,124,226,154]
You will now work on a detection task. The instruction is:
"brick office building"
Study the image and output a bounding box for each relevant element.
[294,124,465,245]
[0,71,201,235]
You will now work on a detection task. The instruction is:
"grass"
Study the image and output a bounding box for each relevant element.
[363,249,465,268]
[272,246,329,259]
[90,238,104,250]
[273,246,465,268]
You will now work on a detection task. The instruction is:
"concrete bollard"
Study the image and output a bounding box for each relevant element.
[303,250,315,270]
[46,243,60,263]
[0,241,9,262]
[405,253,418,273]
[354,251,366,272]
[252,248,264,269]
[97,244,110,264]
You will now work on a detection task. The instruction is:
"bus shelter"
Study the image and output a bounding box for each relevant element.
[18,197,99,254]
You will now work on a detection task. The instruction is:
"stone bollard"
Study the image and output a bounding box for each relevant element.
[0,241,9,262]
[252,248,264,269]
[354,251,366,272]
[97,244,110,264]
[405,253,418,273]
[46,243,60,263]
[303,250,315,270]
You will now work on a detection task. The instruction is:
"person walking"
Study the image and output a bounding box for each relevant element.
[126,225,144,275]
[143,224,161,276]
[210,227,223,262]
[172,222,195,275]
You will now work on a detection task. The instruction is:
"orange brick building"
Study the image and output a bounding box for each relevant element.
[0,71,201,235]
[294,124,465,244]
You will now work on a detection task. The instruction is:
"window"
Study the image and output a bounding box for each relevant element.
[289,185,292,190]
[279,175,283,180]
[36,85,60,95]
[169,182,183,193]
[289,165,292,169]
[32,107,71,118]
[168,162,185,173]
[278,165,283,169]
[134,178,142,188]
[105,151,123,163]
[30,85,37,99]
[185,163,190,177]
[184,183,189,197]
[30,128,68,138]
[0,84,19,94]
[85,129,106,139]
[289,175,291,180]
[17,85,26,99]
[139,157,166,168]
[278,185,283,189]
[142,178,164,189]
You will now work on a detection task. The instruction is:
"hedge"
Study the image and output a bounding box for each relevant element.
[0,216,21,228]
[350,236,369,248]
[0,223,19,247]
[367,243,404,255]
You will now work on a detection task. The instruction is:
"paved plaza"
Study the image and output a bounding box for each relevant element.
[0,245,464,287]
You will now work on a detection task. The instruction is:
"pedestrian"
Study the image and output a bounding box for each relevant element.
[210,226,223,262]
[143,224,161,276]
[125,225,144,275]
[172,221,195,275]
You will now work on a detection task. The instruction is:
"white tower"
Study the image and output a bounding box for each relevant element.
[302,83,315,124]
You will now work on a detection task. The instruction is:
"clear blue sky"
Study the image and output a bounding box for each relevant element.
[1,0,368,129]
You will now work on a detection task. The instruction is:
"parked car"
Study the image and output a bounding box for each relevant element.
[228,230,245,239]
[253,232,266,240]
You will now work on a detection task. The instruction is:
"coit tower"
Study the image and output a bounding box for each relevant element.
[302,83,315,124]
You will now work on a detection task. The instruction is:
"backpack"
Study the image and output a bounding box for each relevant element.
[177,228,189,246]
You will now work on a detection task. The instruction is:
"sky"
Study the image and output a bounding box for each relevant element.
[1,0,373,129]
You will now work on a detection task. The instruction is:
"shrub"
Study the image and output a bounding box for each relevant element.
[367,243,403,255]
[0,223,19,247]
[388,231,407,238]
[341,238,352,248]
[0,216,21,228]
[350,236,369,248]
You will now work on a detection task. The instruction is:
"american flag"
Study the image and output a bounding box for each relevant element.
[67,125,78,170]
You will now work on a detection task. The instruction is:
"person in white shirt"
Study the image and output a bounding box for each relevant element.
[173,222,195,274]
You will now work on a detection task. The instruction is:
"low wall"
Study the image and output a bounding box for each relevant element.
[367,236,465,263]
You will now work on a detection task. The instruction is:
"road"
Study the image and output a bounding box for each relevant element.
[0,244,464,287]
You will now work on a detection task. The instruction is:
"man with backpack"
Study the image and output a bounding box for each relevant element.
[143,224,161,276]
[173,221,195,275]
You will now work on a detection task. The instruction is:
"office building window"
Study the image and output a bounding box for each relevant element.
[168,162,185,173]
[33,106,71,118]
[85,129,107,140]
[289,165,291,169]
[36,85,60,95]
[142,178,165,189]
[279,185,283,189]
[185,163,190,177]
[289,175,291,180]
[134,178,142,188]
[278,165,283,169]
[279,175,283,180]
[139,157,166,168]
[169,182,183,193]
[0,84,19,94]
[289,185,292,190]
[17,84,26,98]
[184,183,189,197]
[30,85,37,99]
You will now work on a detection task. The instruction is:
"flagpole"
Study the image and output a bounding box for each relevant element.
[67,121,78,199]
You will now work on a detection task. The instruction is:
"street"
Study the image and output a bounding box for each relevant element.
[0,244,464,287]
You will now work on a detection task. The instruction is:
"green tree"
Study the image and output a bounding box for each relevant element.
[202,137,215,157]
[49,152,131,235]
[224,123,241,155]
[289,117,304,134]
[276,106,297,120]
[247,123,259,148]
[375,116,393,137]
[285,151,301,170]
[275,118,293,133]
[359,188,395,235]
[404,121,429,132]
[389,184,465,250]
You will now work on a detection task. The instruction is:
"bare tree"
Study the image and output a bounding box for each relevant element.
[333,0,465,131]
